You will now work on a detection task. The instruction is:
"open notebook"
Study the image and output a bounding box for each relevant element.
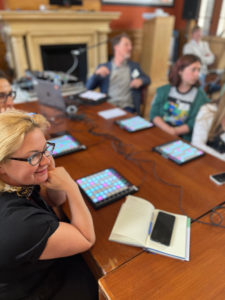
[109,195,190,261]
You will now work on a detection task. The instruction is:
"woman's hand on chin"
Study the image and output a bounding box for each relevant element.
[43,166,75,192]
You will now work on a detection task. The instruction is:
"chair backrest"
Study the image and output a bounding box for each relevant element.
[140,85,149,117]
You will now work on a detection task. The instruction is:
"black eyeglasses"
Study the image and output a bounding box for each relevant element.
[9,142,55,166]
[0,91,16,103]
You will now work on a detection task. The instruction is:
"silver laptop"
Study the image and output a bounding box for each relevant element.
[35,79,66,112]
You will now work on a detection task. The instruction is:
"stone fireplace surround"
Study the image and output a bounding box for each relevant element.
[0,10,120,78]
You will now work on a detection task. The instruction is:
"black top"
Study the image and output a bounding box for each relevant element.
[0,186,59,299]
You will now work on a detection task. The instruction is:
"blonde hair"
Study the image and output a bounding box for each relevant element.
[208,95,225,141]
[0,110,49,163]
[0,110,49,191]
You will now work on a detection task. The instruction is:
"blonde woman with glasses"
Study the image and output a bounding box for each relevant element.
[0,110,97,300]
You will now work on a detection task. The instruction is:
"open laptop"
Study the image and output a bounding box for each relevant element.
[35,79,67,111]
[35,79,81,119]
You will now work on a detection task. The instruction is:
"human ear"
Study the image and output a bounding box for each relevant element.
[178,70,183,77]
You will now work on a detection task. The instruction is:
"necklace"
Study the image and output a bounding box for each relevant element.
[2,184,34,199]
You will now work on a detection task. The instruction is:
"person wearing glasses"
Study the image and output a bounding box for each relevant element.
[0,110,97,299]
[0,72,16,112]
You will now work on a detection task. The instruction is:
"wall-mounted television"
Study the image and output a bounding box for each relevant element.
[50,0,82,5]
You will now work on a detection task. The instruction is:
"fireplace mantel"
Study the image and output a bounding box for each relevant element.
[0,10,120,78]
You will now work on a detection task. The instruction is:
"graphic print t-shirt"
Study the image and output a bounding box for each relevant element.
[163,87,198,126]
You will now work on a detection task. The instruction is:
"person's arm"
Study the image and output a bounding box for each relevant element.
[183,41,213,66]
[130,63,150,88]
[173,124,190,135]
[85,63,109,90]
[153,117,189,136]
[95,66,110,77]
[152,116,177,136]
[39,166,95,260]
[201,42,215,66]
[85,72,100,90]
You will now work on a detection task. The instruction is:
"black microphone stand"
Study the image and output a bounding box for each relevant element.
[66,40,108,75]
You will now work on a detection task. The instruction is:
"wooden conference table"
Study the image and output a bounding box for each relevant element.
[16,101,225,297]
[99,209,225,300]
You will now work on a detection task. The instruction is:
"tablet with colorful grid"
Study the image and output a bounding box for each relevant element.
[115,116,153,132]
[48,134,86,158]
[76,168,138,209]
[153,140,204,165]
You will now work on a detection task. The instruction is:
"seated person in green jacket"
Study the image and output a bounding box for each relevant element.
[150,54,210,141]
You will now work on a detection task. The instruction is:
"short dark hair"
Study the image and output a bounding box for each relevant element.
[169,54,201,87]
[110,33,131,49]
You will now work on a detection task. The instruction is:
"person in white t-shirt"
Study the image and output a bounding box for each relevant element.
[183,26,215,88]
[192,94,225,161]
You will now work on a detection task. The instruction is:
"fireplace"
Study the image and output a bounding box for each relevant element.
[0,10,120,78]
[41,43,87,82]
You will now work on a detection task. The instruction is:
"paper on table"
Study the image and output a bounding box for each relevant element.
[79,90,106,101]
[109,196,154,247]
[98,108,127,119]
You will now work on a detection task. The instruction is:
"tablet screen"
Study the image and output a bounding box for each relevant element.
[48,134,86,158]
[76,168,138,209]
[153,140,204,165]
[116,116,153,132]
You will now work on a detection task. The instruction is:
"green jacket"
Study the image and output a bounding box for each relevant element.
[150,84,210,141]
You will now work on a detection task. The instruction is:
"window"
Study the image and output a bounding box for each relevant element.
[198,0,215,35]
[217,0,225,36]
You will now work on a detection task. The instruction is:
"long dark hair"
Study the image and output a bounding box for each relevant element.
[169,54,201,87]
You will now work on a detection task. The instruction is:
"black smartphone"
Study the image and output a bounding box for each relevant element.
[150,211,176,246]
[210,172,225,185]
